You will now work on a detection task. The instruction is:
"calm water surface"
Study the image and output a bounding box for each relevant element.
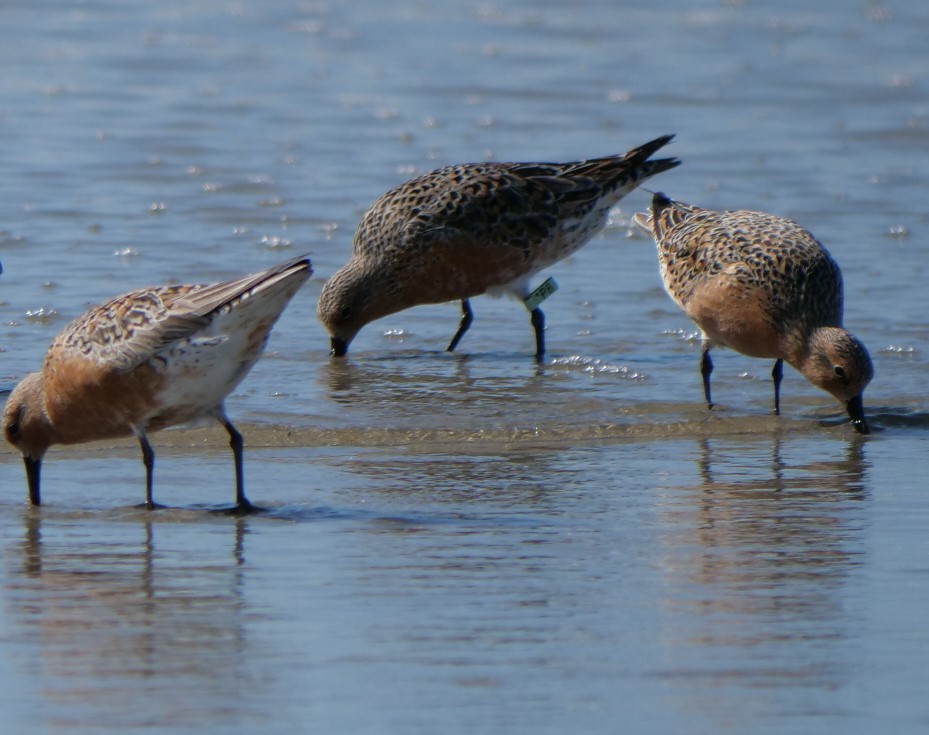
[1,0,928,733]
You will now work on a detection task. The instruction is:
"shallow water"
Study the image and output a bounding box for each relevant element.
[1,0,928,732]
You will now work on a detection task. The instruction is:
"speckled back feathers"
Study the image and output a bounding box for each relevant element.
[638,194,845,337]
[54,257,312,372]
[353,135,679,267]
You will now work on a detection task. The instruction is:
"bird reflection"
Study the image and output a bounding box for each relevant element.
[6,512,261,728]
[697,432,868,497]
[655,433,871,702]
[320,352,556,430]
[321,351,479,404]
[350,444,576,513]
[691,433,869,575]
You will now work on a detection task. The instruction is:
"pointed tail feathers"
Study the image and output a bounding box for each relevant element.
[622,135,681,182]
[187,256,313,318]
[633,192,686,239]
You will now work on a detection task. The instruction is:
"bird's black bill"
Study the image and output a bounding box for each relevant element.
[846,394,869,434]
[330,337,348,357]
[24,456,41,506]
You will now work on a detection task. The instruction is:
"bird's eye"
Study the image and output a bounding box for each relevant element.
[5,420,20,443]
[340,306,353,320]
[833,366,847,379]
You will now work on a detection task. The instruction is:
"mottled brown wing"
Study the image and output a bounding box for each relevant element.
[50,285,210,372]
[394,165,598,263]
[52,256,311,372]
[657,203,845,329]
[362,135,678,264]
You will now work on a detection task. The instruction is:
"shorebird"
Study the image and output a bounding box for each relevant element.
[634,193,873,433]
[3,256,312,510]
[318,134,679,360]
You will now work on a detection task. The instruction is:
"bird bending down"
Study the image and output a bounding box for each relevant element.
[318,134,680,360]
[3,256,313,510]
[634,193,873,433]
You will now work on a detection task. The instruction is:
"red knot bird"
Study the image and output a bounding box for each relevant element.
[318,135,679,360]
[3,256,313,510]
[634,193,873,433]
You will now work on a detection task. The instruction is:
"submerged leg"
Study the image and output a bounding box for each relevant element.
[135,429,158,509]
[446,299,473,353]
[530,307,545,362]
[700,344,714,410]
[771,359,784,416]
[216,413,253,513]
[24,456,42,506]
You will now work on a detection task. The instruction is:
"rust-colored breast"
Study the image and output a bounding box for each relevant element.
[42,354,166,445]
[689,277,783,359]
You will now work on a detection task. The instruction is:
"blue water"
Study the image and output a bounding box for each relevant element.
[1,0,928,733]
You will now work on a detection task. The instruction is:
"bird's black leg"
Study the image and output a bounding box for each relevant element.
[530,307,545,362]
[771,358,784,416]
[217,415,254,513]
[700,345,714,410]
[135,430,160,510]
[24,456,42,506]
[446,299,473,353]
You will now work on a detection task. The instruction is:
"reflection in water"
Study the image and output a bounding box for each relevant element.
[317,351,663,443]
[321,351,544,403]
[322,351,480,406]
[688,434,868,600]
[342,442,586,514]
[655,435,870,723]
[697,433,868,495]
[319,353,565,429]
[5,513,261,730]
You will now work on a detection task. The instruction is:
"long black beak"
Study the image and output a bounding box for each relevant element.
[330,337,348,357]
[24,456,42,506]
[846,394,869,435]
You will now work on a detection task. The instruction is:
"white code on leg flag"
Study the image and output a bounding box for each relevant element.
[523,277,559,311]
